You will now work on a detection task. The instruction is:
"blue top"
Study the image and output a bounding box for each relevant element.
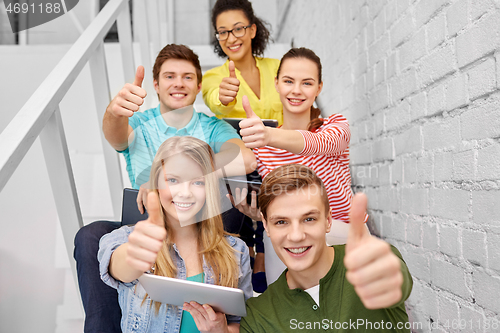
[97,226,253,333]
[179,272,204,333]
[120,105,240,189]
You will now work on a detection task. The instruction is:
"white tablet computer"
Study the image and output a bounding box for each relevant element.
[138,273,247,317]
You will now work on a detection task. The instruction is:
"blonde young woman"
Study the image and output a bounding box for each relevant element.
[98,136,252,333]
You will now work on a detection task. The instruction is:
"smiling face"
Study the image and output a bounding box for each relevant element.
[275,57,323,116]
[215,9,256,62]
[157,153,206,227]
[263,185,332,277]
[153,59,201,114]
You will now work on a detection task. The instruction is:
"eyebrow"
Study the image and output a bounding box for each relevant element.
[161,71,196,76]
[268,209,320,221]
[217,21,246,30]
[281,75,316,82]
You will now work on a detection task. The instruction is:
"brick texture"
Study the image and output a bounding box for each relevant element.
[278,0,500,329]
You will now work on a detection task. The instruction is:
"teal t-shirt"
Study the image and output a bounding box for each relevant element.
[180,272,205,333]
[120,106,239,189]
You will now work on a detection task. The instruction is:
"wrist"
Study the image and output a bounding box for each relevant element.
[266,127,276,147]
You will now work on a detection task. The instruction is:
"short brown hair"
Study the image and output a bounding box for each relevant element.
[152,44,202,85]
[259,164,330,221]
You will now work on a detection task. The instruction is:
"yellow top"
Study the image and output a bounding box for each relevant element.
[202,57,283,125]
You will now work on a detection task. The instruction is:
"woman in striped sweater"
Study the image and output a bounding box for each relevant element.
[236,47,363,284]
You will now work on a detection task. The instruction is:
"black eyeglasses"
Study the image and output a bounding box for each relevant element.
[215,24,252,41]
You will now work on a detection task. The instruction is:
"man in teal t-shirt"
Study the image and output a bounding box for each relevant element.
[240,165,413,332]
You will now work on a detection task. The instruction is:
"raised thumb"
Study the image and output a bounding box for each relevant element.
[145,192,163,227]
[346,193,369,252]
[133,66,145,87]
[242,95,256,118]
[228,60,237,78]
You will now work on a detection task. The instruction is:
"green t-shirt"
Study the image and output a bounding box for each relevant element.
[241,245,413,333]
[179,272,205,333]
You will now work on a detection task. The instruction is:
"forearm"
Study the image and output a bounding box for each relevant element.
[267,127,305,154]
[109,243,144,283]
[215,139,256,177]
[206,87,236,115]
[103,111,131,151]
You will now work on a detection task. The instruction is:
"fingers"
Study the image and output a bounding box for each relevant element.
[133,65,144,87]
[183,302,225,331]
[146,192,163,227]
[228,60,236,78]
[348,260,403,310]
[219,62,240,106]
[126,220,166,271]
[250,191,257,210]
[137,186,147,214]
[128,221,165,250]
[346,193,369,253]
[242,95,257,118]
[345,240,397,279]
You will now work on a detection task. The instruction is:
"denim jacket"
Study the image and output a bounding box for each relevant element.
[98,226,253,333]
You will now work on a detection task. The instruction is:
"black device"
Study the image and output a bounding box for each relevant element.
[223,177,262,208]
[222,118,278,136]
[121,188,149,225]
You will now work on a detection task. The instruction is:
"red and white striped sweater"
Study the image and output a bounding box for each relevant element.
[254,114,353,222]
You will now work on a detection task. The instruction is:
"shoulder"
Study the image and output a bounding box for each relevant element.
[202,61,228,77]
[101,225,134,245]
[225,235,247,252]
[198,113,237,132]
[322,113,349,126]
[246,278,282,309]
[256,57,279,67]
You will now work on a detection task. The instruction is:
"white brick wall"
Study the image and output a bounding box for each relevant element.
[278,0,500,331]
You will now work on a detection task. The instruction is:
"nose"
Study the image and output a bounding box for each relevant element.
[287,222,306,243]
[173,75,184,87]
[226,30,237,43]
[291,82,302,95]
[175,181,192,198]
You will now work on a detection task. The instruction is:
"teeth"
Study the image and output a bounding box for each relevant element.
[289,99,303,103]
[174,202,193,208]
[287,247,308,254]
[229,45,240,50]
[172,94,185,97]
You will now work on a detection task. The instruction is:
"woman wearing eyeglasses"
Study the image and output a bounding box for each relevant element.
[202,0,283,125]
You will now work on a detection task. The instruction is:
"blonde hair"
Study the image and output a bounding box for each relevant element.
[145,136,239,313]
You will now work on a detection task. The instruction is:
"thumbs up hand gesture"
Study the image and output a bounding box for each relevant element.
[125,192,167,273]
[219,60,240,106]
[344,193,403,309]
[107,66,148,118]
[239,96,271,148]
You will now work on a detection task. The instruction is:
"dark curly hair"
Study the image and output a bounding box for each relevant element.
[211,0,271,58]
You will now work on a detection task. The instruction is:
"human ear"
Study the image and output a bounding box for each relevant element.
[326,209,332,233]
[153,80,159,94]
[316,81,323,97]
[250,23,257,39]
[262,215,271,237]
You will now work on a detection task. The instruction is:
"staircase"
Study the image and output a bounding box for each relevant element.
[0,1,289,332]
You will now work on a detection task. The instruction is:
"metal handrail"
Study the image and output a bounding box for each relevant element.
[0,0,143,284]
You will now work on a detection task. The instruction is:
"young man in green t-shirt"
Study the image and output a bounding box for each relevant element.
[240,164,413,332]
